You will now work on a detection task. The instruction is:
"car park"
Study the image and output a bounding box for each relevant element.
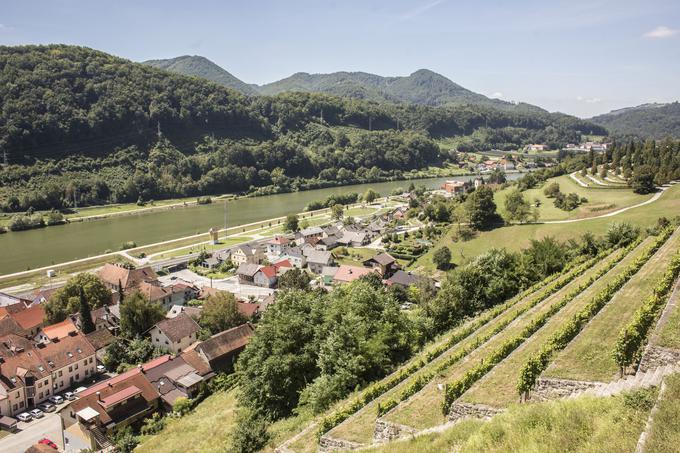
[16,412,32,422]
[64,391,76,401]
[48,395,64,404]
[29,408,44,418]
[38,402,55,412]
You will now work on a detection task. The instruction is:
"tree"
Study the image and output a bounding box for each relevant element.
[362,189,379,203]
[283,214,299,232]
[45,273,111,323]
[606,222,640,247]
[200,292,247,334]
[432,246,452,270]
[112,426,138,453]
[117,279,124,304]
[231,408,271,453]
[79,288,96,334]
[119,292,165,338]
[330,203,344,220]
[504,189,532,223]
[543,182,560,198]
[278,268,311,290]
[630,165,656,194]
[465,186,499,230]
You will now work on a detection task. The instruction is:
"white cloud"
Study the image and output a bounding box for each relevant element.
[490,92,504,98]
[643,26,679,39]
[399,0,445,21]
[576,96,601,103]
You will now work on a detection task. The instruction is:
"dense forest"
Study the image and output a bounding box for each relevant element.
[0,45,605,212]
[590,102,680,139]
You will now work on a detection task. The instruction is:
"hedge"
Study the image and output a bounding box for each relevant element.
[516,227,675,399]
[440,241,638,414]
[613,252,680,374]
[315,254,592,438]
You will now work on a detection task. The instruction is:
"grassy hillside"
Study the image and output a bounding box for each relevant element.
[142,55,259,96]
[590,102,680,139]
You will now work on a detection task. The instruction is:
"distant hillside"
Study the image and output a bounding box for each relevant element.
[143,55,259,96]
[590,102,680,138]
[258,69,545,113]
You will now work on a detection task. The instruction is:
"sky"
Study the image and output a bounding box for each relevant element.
[2,0,679,117]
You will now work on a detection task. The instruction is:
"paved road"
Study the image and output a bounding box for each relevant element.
[0,413,63,453]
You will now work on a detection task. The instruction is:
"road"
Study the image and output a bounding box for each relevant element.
[0,414,64,453]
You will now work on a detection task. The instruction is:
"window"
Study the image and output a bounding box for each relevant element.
[46,389,49,395]
[37,382,42,388]
[13,404,17,411]
[44,379,48,385]
[83,360,87,366]
[58,371,63,377]
[68,366,72,372]
[19,401,24,408]
[89,357,93,364]
[39,392,43,399]
[75,364,78,370]
[85,369,89,376]
[15,392,19,398]
[75,374,79,380]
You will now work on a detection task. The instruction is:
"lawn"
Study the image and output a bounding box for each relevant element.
[383,250,626,429]
[411,183,680,272]
[364,388,656,453]
[148,236,254,261]
[654,296,680,350]
[460,239,656,407]
[137,388,239,453]
[544,231,680,382]
[644,373,680,453]
[334,247,378,266]
[494,174,651,222]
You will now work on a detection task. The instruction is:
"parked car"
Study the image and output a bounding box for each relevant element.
[64,391,76,401]
[48,395,64,404]
[96,364,106,373]
[75,386,87,393]
[16,412,32,422]
[38,438,58,450]
[38,402,55,413]
[29,409,44,419]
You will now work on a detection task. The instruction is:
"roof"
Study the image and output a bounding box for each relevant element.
[257,266,277,279]
[75,406,100,421]
[153,313,201,343]
[307,250,332,264]
[236,263,260,277]
[137,280,173,303]
[100,385,142,408]
[268,236,290,245]
[39,332,96,371]
[321,266,339,277]
[98,263,158,290]
[196,323,255,362]
[0,301,28,318]
[0,292,30,308]
[273,259,293,269]
[42,318,77,341]
[333,265,378,283]
[386,270,421,287]
[10,304,45,330]
[233,245,254,256]
[180,349,213,376]
[166,305,202,319]
[85,328,116,350]
[177,372,203,387]
[31,286,60,305]
[367,252,397,266]
[300,226,323,236]
[0,316,22,337]
[237,302,260,318]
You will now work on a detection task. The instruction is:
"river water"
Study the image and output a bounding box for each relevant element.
[0,175,516,274]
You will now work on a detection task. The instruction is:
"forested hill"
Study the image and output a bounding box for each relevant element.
[143,55,259,96]
[0,45,605,212]
[590,102,680,139]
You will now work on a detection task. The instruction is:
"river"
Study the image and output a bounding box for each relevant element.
[0,175,517,274]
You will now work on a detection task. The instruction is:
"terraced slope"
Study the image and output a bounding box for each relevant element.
[643,373,680,452]
[459,235,674,408]
[380,245,639,430]
[318,257,597,446]
[545,230,680,382]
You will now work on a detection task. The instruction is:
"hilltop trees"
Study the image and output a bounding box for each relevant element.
[200,292,247,335]
[119,292,165,337]
[504,189,533,223]
[433,246,452,270]
[630,165,656,194]
[465,186,500,230]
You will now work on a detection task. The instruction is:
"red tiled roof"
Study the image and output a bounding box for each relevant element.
[237,302,260,318]
[42,319,77,340]
[273,259,293,269]
[258,266,277,279]
[269,236,290,245]
[98,263,158,290]
[196,323,255,362]
[10,305,45,330]
[333,265,378,283]
[153,313,201,343]
[100,385,142,408]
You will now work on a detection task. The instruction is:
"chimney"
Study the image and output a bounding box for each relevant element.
[96,391,101,401]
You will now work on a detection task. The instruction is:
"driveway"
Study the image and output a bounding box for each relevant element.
[160,269,274,300]
[0,413,63,453]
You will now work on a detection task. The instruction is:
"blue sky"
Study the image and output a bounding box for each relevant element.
[2,0,679,117]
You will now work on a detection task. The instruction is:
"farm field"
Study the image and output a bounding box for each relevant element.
[643,373,680,453]
[544,230,680,382]
[382,245,639,430]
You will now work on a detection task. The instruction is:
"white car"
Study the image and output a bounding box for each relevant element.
[17,412,32,422]
[48,395,64,404]
[96,365,106,373]
[64,392,76,401]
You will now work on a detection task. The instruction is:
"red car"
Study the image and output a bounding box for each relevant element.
[38,438,58,450]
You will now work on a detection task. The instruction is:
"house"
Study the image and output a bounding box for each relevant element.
[97,263,157,294]
[266,236,290,255]
[89,304,121,335]
[166,304,202,320]
[137,281,188,311]
[142,355,206,408]
[0,331,96,416]
[272,259,294,275]
[316,235,339,251]
[254,266,278,288]
[2,304,45,337]
[200,256,221,270]
[363,252,400,277]
[333,265,379,285]
[194,323,255,373]
[337,231,369,248]
[85,328,117,362]
[280,248,306,269]
[321,266,339,286]
[236,263,260,284]
[441,180,467,194]
[306,250,334,274]
[0,292,31,309]
[499,158,516,171]
[149,313,201,354]
[69,364,161,442]
[237,301,261,319]
[526,144,549,151]
[385,270,422,288]
[231,245,264,266]
[298,226,323,241]
[37,318,78,343]
[30,286,61,305]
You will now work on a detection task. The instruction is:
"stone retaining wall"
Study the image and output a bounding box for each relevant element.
[318,435,364,452]
[373,418,418,443]
[638,345,680,373]
[532,377,602,401]
[447,402,504,422]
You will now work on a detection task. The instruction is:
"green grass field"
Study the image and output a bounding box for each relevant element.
[544,231,680,382]
[655,298,680,350]
[411,183,680,272]
[365,388,656,453]
[644,373,680,453]
[383,249,632,429]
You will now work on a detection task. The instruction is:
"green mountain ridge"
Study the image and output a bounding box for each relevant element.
[590,102,680,139]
